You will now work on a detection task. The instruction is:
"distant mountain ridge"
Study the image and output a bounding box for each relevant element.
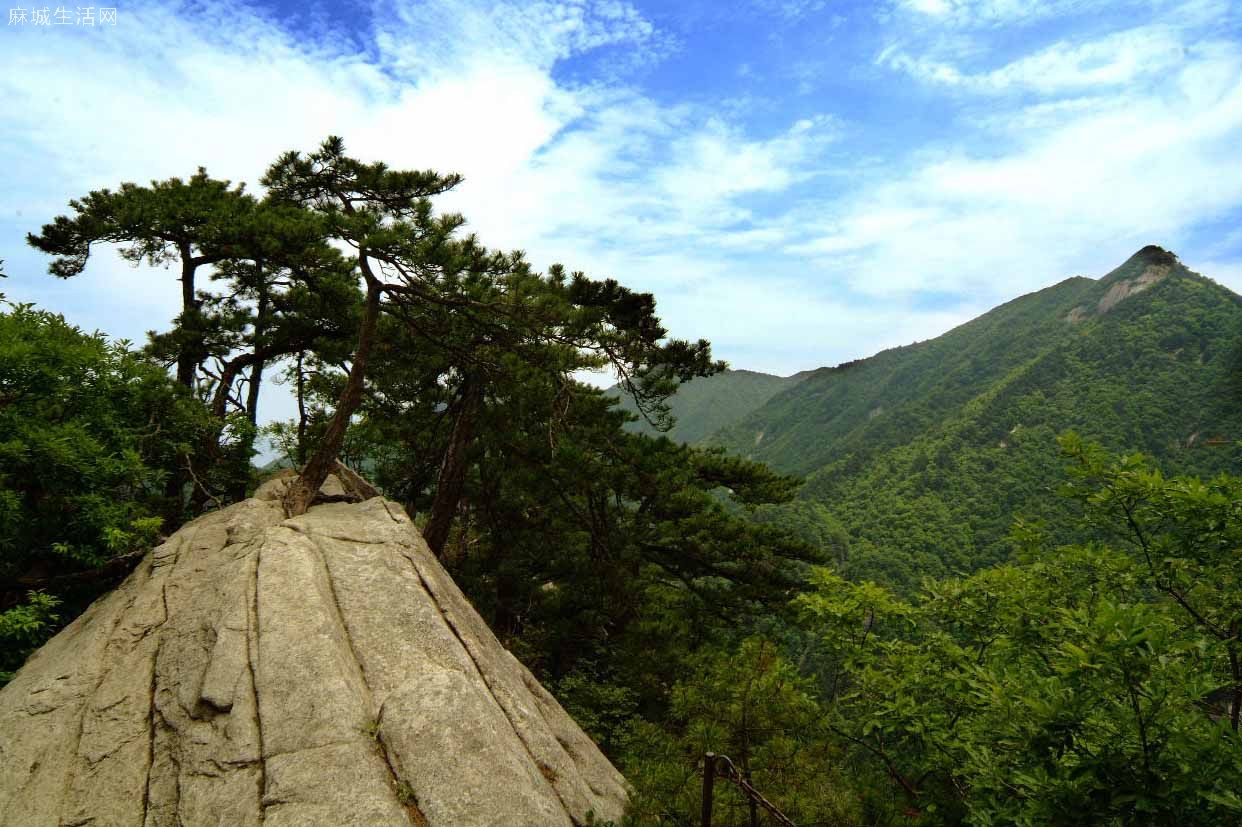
[711,246,1237,468]
[607,368,812,444]
[694,246,1241,588]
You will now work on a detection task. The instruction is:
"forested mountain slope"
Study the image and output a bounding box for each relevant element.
[712,246,1242,588]
[609,368,810,444]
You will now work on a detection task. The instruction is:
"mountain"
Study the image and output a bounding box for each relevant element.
[0,470,627,826]
[710,247,1242,589]
[609,368,811,444]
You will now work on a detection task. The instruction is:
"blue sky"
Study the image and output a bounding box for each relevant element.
[3,0,1242,416]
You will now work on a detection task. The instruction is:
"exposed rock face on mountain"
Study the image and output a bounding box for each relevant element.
[0,472,627,826]
[1095,259,1171,313]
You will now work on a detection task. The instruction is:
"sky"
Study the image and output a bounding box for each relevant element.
[2,0,1242,428]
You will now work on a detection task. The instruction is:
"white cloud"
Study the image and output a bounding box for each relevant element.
[0,0,841,443]
[374,0,658,77]
[895,0,1104,27]
[882,24,1189,94]
[799,32,1242,298]
[750,0,831,21]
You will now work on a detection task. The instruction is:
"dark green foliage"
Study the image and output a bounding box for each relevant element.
[788,446,1242,824]
[0,299,210,681]
[28,167,363,508]
[621,448,1241,825]
[260,136,723,516]
[27,169,258,389]
[796,561,1242,824]
[25,169,253,280]
[623,638,864,825]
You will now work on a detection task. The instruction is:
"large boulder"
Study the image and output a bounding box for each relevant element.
[0,474,628,826]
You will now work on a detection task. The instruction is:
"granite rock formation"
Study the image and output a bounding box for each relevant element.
[0,471,627,826]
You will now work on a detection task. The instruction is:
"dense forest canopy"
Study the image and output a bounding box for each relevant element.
[2,144,1240,825]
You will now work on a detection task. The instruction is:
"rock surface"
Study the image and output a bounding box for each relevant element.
[0,473,628,826]
[1096,261,1172,314]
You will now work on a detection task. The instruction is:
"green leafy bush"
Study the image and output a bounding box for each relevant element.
[0,300,210,682]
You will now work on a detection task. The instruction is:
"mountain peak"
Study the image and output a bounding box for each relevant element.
[1101,245,1181,284]
[1091,245,1184,313]
[1130,244,1179,267]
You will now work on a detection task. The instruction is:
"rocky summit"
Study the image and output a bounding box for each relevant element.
[0,472,627,826]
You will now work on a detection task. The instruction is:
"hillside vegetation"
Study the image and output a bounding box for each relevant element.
[704,247,1242,588]
[609,368,809,444]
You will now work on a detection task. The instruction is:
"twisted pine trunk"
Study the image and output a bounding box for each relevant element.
[423,374,483,557]
[284,275,382,516]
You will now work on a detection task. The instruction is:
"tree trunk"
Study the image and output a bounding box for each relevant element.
[175,248,200,389]
[423,374,483,557]
[246,358,266,424]
[701,754,716,827]
[246,285,269,424]
[191,350,257,510]
[210,352,258,420]
[295,350,308,465]
[165,248,202,524]
[284,275,382,516]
